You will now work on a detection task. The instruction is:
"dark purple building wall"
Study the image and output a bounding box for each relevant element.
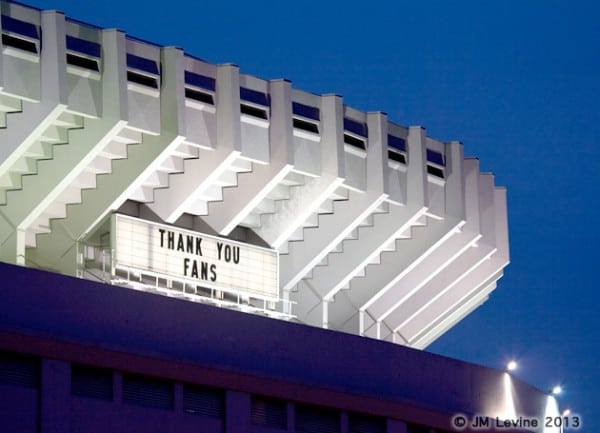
[0,262,549,432]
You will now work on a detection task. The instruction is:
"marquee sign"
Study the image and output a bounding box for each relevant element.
[111,214,279,300]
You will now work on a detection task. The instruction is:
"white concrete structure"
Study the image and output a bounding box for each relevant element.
[0,1,509,348]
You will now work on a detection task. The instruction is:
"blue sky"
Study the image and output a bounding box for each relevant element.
[24,0,600,427]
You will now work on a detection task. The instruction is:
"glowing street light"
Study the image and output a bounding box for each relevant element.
[506,360,518,372]
[563,408,571,416]
[552,385,562,395]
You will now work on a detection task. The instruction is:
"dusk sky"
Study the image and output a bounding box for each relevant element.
[25,0,600,428]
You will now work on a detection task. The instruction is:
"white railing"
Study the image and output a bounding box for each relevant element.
[76,241,295,321]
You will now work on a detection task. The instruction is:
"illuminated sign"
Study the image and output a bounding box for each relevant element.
[112,214,278,300]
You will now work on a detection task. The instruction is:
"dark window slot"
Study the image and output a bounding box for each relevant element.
[122,374,174,410]
[0,351,40,388]
[295,404,340,433]
[407,424,430,433]
[388,150,406,164]
[427,165,445,179]
[185,88,214,105]
[126,53,159,75]
[344,134,366,150]
[66,35,101,58]
[388,134,406,152]
[1,34,38,54]
[184,71,215,91]
[293,118,319,134]
[71,364,113,400]
[344,118,368,138]
[426,149,445,166]
[241,103,268,120]
[292,102,320,121]
[1,15,39,39]
[240,87,269,107]
[127,71,159,89]
[349,413,386,433]
[67,53,100,72]
[251,396,287,428]
[183,384,224,418]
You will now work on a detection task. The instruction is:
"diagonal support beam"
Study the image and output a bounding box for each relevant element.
[26,47,187,274]
[0,11,69,177]
[400,188,509,348]
[365,158,484,321]
[366,172,498,339]
[0,28,128,265]
[325,141,466,333]
[253,94,346,248]
[280,112,390,292]
[290,126,433,325]
[148,64,242,223]
[202,79,295,234]
[408,273,501,349]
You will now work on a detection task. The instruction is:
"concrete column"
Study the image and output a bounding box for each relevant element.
[387,418,408,433]
[340,411,348,433]
[406,126,427,208]
[225,390,250,433]
[216,64,242,153]
[40,359,70,433]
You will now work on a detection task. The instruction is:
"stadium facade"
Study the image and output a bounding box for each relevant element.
[0,2,561,432]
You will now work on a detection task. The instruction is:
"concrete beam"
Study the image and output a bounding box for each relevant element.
[26,47,187,274]
[254,94,345,248]
[279,112,389,292]
[366,158,483,321]
[0,11,69,177]
[148,64,242,223]
[202,79,295,234]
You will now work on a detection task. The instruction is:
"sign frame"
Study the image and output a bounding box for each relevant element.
[110,214,279,301]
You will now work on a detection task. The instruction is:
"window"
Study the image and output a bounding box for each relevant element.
[1,15,39,54]
[293,118,319,134]
[0,350,40,388]
[184,71,215,105]
[66,36,101,72]
[406,423,430,433]
[426,149,444,166]
[295,404,340,433]
[122,373,174,410]
[293,102,320,134]
[251,395,287,429]
[426,149,445,179]
[349,413,387,433]
[183,383,224,418]
[71,363,113,400]
[240,87,270,120]
[388,149,407,165]
[344,118,368,150]
[126,53,160,89]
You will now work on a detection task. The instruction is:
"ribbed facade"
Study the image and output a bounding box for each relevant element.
[1,1,507,346]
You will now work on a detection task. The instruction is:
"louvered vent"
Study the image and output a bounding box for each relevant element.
[71,363,113,400]
[406,423,430,433]
[349,413,387,433]
[251,395,287,429]
[122,374,174,410]
[183,384,224,418]
[295,404,340,433]
[0,351,40,388]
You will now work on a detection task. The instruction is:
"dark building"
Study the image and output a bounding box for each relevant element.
[1,262,557,433]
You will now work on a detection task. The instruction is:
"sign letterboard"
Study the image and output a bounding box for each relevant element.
[112,214,279,300]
